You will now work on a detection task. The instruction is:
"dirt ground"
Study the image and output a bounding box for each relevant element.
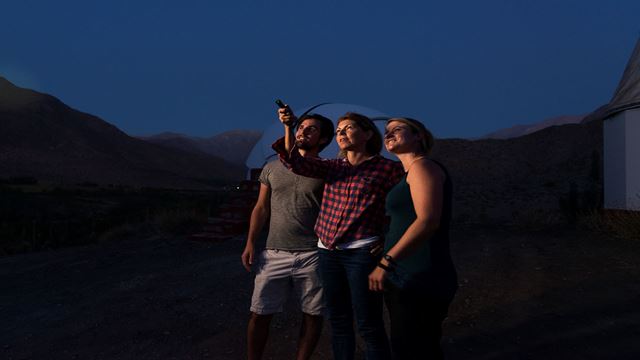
[1,226,639,359]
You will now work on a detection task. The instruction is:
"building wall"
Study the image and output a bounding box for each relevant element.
[604,112,627,209]
[605,109,640,210]
[625,108,640,209]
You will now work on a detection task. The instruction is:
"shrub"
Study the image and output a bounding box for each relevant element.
[579,209,640,240]
[0,177,39,185]
[0,188,226,255]
[152,207,208,235]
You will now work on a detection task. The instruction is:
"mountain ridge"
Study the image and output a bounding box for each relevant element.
[0,77,244,189]
[139,130,262,166]
[481,114,586,139]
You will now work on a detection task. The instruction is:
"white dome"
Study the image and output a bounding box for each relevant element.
[246,103,394,171]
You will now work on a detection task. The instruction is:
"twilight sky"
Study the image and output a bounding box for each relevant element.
[2,0,639,138]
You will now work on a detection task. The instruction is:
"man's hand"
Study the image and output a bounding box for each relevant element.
[241,243,255,272]
[278,106,297,152]
[278,106,297,127]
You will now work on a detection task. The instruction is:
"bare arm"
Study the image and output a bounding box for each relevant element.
[241,183,271,272]
[277,106,296,152]
[369,159,444,291]
[386,159,444,260]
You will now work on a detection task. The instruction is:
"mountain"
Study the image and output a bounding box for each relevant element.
[139,130,262,166]
[432,120,602,224]
[0,75,603,223]
[0,77,244,189]
[481,115,585,139]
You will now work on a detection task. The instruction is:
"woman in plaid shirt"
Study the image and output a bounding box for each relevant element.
[274,108,404,360]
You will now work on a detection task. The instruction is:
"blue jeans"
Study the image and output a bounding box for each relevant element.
[319,248,391,360]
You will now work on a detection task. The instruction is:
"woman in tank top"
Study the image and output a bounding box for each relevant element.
[368,117,458,360]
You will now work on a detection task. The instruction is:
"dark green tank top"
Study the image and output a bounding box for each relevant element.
[384,159,457,300]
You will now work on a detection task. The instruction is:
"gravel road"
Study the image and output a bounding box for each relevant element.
[2,227,639,359]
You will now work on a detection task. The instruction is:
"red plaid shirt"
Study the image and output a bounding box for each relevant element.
[273,138,404,250]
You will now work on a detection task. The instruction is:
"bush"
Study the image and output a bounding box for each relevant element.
[152,207,208,235]
[0,177,39,185]
[97,223,147,243]
[579,209,640,240]
[0,188,226,255]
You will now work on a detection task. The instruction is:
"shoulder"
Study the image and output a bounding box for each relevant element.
[323,157,348,169]
[376,156,404,175]
[407,158,445,185]
[324,157,344,164]
[374,155,399,166]
[261,159,285,178]
[262,159,281,172]
[384,156,402,166]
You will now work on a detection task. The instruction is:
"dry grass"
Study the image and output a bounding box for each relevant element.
[579,209,640,240]
[97,223,145,243]
[151,207,208,235]
[0,187,226,255]
[511,208,564,230]
[96,208,208,243]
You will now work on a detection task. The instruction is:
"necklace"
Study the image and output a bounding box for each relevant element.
[405,155,426,173]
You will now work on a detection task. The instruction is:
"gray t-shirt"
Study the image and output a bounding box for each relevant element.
[259,159,324,250]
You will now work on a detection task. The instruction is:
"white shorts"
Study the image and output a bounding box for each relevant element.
[250,249,324,316]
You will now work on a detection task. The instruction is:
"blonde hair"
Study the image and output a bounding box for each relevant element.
[387,117,434,155]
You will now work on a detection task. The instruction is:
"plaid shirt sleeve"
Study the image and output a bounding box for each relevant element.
[272,137,337,179]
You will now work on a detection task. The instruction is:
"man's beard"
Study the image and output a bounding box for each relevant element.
[295,139,314,151]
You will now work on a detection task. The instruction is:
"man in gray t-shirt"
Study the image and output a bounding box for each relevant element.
[241,111,334,360]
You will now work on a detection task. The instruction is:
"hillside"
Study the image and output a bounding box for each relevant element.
[140,130,262,166]
[0,77,244,188]
[0,75,604,219]
[481,115,585,139]
[433,120,603,224]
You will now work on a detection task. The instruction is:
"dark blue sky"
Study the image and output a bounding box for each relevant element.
[2,0,639,138]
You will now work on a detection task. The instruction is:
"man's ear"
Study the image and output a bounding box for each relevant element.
[365,130,373,141]
[319,137,329,146]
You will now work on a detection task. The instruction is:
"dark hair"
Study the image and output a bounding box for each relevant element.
[386,117,435,155]
[298,113,335,151]
[336,112,382,156]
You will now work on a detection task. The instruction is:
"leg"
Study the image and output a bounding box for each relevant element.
[319,249,356,360]
[292,250,325,359]
[296,313,323,360]
[248,250,293,359]
[247,312,273,360]
[385,289,449,360]
[343,248,391,360]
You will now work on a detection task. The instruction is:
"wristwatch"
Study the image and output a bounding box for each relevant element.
[382,254,396,265]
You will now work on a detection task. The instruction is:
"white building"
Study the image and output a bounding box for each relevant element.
[585,39,640,210]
